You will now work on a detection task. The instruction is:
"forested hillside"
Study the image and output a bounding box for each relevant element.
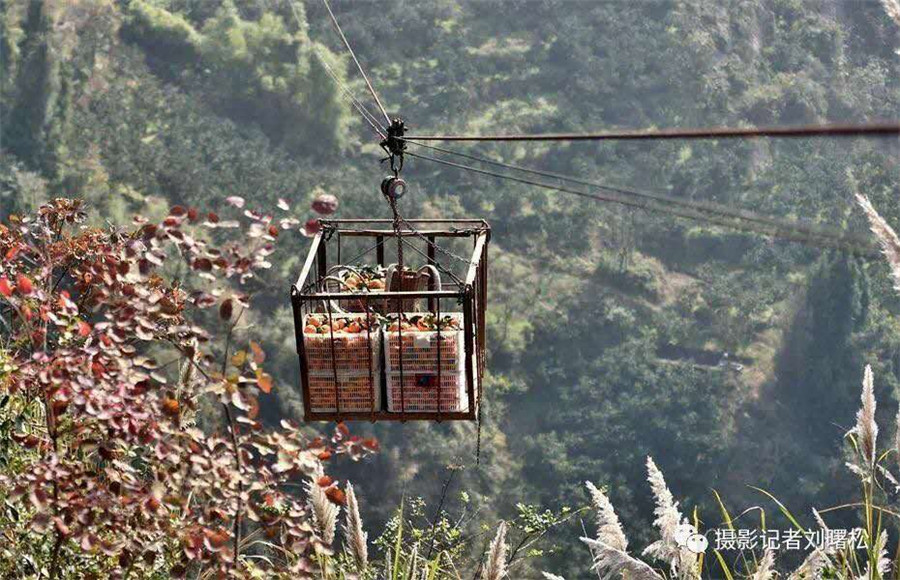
[2,0,900,577]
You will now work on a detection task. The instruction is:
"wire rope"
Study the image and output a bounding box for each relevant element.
[406,150,877,256]
[405,140,871,248]
[404,122,900,143]
[287,0,387,138]
[318,55,387,138]
[320,0,392,125]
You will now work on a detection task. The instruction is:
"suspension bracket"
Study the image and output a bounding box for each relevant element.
[380,117,407,175]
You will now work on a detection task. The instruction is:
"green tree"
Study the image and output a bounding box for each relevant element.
[777,253,870,440]
[4,0,68,177]
[122,0,349,157]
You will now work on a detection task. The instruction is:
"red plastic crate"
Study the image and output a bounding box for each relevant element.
[386,372,466,413]
[303,313,381,413]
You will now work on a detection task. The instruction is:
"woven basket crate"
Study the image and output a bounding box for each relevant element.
[384,314,469,413]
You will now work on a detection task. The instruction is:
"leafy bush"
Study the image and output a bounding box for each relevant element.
[0,199,374,577]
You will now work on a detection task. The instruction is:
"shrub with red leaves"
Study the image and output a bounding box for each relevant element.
[311,194,339,216]
[0,199,373,578]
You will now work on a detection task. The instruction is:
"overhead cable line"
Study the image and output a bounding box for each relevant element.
[404,122,900,143]
[320,0,392,125]
[406,150,878,257]
[289,0,386,137]
[405,140,866,244]
[319,56,387,138]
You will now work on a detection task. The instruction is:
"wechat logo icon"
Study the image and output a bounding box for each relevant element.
[674,523,708,554]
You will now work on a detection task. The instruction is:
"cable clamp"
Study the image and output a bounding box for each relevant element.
[380,117,407,176]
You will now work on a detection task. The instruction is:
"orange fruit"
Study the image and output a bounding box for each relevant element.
[162,398,180,417]
[309,317,321,327]
[304,325,316,334]
[347,322,362,333]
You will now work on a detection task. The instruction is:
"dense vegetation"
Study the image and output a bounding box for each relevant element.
[2,0,900,577]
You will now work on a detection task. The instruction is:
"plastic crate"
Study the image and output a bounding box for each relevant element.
[303,313,381,413]
[307,373,381,413]
[303,313,381,374]
[384,314,469,413]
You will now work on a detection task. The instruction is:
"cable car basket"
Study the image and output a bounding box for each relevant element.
[290,218,489,422]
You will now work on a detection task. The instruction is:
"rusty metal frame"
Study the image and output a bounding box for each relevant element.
[291,219,490,422]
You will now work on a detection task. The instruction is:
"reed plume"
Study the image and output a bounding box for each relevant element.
[406,544,419,580]
[850,365,878,475]
[856,194,900,292]
[342,483,368,572]
[582,537,664,580]
[576,480,660,579]
[481,521,508,580]
[895,411,900,472]
[751,549,775,580]
[880,0,900,26]
[858,530,890,580]
[787,548,830,580]
[305,465,339,545]
[585,481,628,551]
[786,509,834,579]
[642,457,697,579]
[812,508,828,533]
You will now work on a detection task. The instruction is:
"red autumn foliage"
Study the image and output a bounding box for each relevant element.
[324,487,346,506]
[16,273,33,295]
[0,199,374,578]
[311,193,339,216]
[302,218,321,237]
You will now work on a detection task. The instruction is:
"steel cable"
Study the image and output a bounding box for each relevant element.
[406,150,878,256]
[404,122,900,142]
[405,140,874,249]
[320,0,392,125]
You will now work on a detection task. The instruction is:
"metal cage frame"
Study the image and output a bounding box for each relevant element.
[291,218,490,422]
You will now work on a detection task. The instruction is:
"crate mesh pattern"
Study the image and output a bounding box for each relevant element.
[303,313,380,413]
[307,374,380,413]
[384,314,469,413]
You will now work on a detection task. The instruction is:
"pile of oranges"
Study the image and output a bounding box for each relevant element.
[341,266,385,291]
[303,312,460,334]
[303,314,376,334]
[386,313,460,332]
